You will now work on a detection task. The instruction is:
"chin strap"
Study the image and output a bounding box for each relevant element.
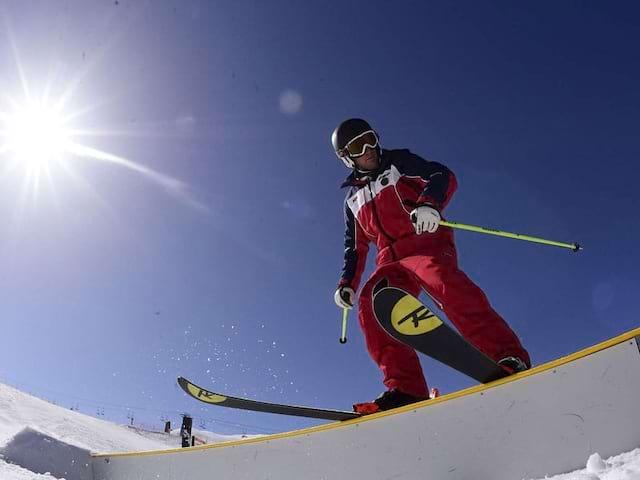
[340,155,355,169]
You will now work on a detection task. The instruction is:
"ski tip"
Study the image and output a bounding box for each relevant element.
[177,377,190,390]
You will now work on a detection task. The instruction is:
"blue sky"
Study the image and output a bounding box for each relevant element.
[0,1,639,436]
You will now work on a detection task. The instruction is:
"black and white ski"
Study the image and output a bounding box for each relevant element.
[177,377,360,421]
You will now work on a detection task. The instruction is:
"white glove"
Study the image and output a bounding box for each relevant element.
[334,287,355,309]
[410,206,441,234]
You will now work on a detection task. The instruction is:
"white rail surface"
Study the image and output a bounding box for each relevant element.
[92,329,640,480]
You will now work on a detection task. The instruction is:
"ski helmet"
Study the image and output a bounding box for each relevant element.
[331,118,380,169]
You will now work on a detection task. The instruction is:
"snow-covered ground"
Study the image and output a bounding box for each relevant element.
[0,381,638,480]
[0,382,255,479]
[529,450,640,480]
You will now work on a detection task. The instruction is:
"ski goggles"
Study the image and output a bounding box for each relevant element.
[337,130,379,158]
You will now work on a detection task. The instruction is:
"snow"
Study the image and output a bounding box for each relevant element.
[0,382,256,479]
[529,450,640,480]
[0,380,638,480]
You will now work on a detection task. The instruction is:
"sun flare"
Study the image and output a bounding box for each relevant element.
[1,103,70,170]
[0,61,203,210]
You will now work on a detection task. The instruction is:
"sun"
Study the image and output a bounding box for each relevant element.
[1,102,70,171]
[0,89,204,210]
[0,78,204,211]
[0,21,205,211]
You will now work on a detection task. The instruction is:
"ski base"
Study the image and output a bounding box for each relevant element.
[177,377,361,421]
[373,286,509,383]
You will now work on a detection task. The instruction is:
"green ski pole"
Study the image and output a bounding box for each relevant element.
[439,220,582,252]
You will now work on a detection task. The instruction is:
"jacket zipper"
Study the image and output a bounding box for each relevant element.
[367,183,397,261]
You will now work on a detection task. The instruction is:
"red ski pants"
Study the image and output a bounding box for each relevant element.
[358,251,530,398]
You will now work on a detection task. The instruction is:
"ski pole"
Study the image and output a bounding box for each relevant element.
[339,308,348,344]
[438,220,582,252]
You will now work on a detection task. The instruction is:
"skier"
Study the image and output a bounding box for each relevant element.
[332,118,531,414]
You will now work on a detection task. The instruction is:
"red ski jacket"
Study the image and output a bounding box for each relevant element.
[338,149,457,291]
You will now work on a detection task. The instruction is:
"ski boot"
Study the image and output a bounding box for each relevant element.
[498,356,530,374]
[353,389,429,415]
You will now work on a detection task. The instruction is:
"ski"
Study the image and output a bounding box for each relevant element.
[373,286,509,383]
[177,377,361,421]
